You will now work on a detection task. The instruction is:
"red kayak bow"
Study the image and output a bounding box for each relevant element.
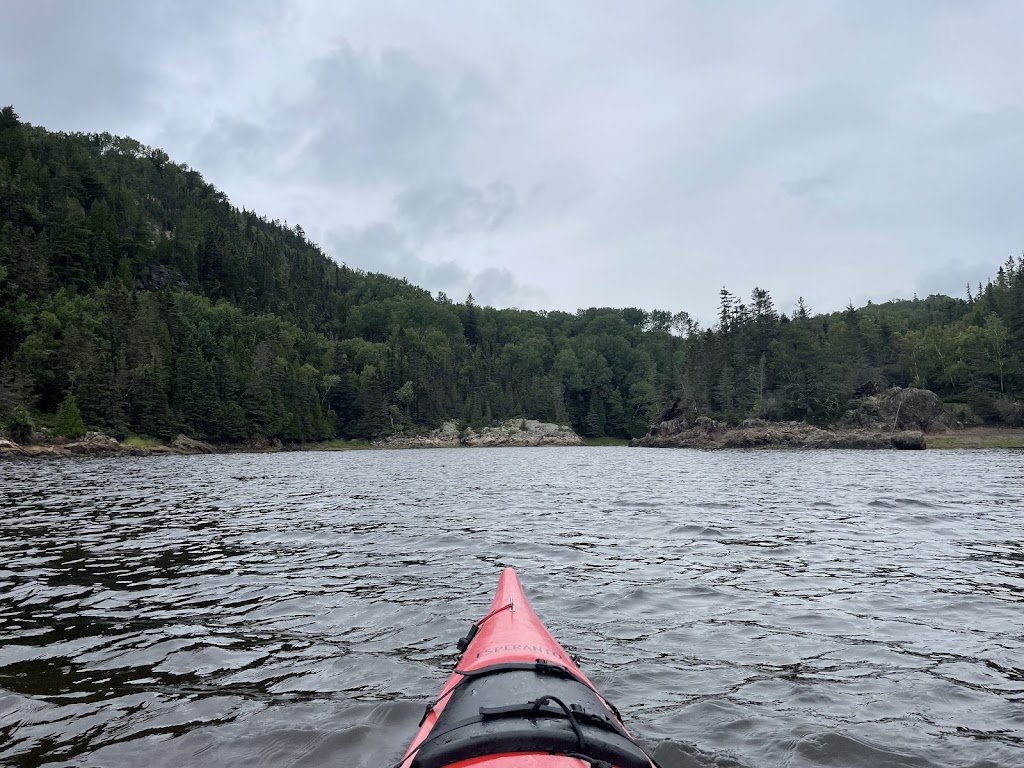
[398,568,657,768]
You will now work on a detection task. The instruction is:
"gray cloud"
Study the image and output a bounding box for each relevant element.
[470,267,546,308]
[782,171,840,200]
[328,220,547,308]
[180,40,494,188]
[0,1,160,127]
[916,258,1011,302]
[0,1,269,130]
[393,179,517,240]
[3,0,1022,323]
[299,45,474,184]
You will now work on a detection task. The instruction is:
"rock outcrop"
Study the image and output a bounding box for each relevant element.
[0,437,28,456]
[248,434,284,451]
[631,420,925,450]
[0,432,144,457]
[171,434,216,454]
[843,387,946,432]
[374,419,584,449]
[464,419,584,447]
[65,432,131,456]
[1,432,219,458]
[632,388,942,450]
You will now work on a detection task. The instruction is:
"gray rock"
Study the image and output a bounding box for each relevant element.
[171,434,216,454]
[632,420,926,450]
[0,437,28,456]
[845,387,946,432]
[375,418,583,449]
[65,432,126,456]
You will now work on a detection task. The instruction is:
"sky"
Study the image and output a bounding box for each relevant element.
[2,0,1022,324]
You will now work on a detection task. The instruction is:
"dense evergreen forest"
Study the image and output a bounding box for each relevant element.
[1,105,1021,444]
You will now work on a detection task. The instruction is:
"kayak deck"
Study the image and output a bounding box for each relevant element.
[398,568,656,768]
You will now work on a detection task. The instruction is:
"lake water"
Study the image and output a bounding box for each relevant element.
[1,447,1023,768]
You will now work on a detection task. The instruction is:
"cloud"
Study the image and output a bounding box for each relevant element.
[0,0,271,131]
[297,44,470,184]
[782,171,841,200]
[470,267,546,307]
[327,219,547,308]
[0,1,160,127]
[916,258,1011,301]
[178,39,495,189]
[4,0,1023,325]
[393,179,517,241]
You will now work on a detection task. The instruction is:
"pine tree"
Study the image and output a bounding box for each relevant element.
[56,392,86,438]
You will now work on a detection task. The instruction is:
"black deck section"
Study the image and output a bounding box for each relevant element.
[410,664,652,768]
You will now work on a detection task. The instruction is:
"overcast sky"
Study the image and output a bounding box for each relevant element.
[2,0,1021,323]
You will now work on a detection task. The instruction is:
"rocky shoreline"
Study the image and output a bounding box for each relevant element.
[629,419,926,450]
[373,419,584,449]
[0,419,584,458]
[3,395,1021,457]
[0,432,223,458]
[629,387,955,450]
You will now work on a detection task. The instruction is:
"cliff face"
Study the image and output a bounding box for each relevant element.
[374,420,584,449]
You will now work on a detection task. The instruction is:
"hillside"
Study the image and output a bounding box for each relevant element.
[1,106,1021,444]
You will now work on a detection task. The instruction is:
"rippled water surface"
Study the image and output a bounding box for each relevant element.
[2,447,1023,768]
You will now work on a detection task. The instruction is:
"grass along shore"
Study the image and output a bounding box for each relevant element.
[925,428,1024,449]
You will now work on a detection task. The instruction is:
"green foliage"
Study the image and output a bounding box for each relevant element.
[7,405,34,443]
[122,434,162,448]
[1,105,1021,443]
[56,392,85,438]
[308,438,372,450]
[582,436,631,446]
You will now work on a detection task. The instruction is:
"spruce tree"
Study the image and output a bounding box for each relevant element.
[56,392,86,438]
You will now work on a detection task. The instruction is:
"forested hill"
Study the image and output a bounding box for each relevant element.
[1,106,1021,444]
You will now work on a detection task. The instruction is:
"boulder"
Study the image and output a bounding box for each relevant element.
[737,418,768,429]
[647,417,689,437]
[65,432,125,456]
[877,387,946,432]
[891,431,926,450]
[0,437,28,456]
[171,434,216,454]
[846,387,946,432]
[24,445,72,457]
[249,434,272,450]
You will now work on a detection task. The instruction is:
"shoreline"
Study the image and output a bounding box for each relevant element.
[924,428,1024,449]
[629,422,1024,451]
[2,425,1022,459]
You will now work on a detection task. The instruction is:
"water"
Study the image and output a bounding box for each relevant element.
[1,447,1022,768]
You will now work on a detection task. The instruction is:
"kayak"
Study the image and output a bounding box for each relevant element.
[397,567,658,768]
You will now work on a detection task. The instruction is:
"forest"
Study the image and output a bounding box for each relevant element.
[1,105,1021,444]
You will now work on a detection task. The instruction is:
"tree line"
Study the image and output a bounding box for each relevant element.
[1,105,1021,444]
